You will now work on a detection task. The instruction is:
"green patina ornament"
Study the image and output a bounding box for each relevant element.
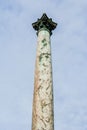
[32,13,57,35]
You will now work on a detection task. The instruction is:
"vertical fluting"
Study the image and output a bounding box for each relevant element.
[32,29,54,130]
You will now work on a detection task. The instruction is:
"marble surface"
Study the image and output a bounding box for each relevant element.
[32,29,54,130]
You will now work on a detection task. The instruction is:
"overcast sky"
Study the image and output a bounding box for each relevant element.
[0,0,87,130]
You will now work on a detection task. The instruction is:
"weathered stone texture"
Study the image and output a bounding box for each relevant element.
[32,29,54,130]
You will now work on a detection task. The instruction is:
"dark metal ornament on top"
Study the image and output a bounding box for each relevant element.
[32,13,57,35]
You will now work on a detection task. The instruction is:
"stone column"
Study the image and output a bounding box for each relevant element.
[32,13,57,130]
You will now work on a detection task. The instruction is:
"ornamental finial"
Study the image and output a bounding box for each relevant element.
[32,13,57,35]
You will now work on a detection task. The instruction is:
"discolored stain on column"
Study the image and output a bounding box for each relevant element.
[32,13,57,130]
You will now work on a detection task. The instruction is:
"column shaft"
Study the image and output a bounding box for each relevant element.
[32,29,54,130]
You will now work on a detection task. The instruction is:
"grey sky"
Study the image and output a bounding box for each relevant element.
[0,0,87,130]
